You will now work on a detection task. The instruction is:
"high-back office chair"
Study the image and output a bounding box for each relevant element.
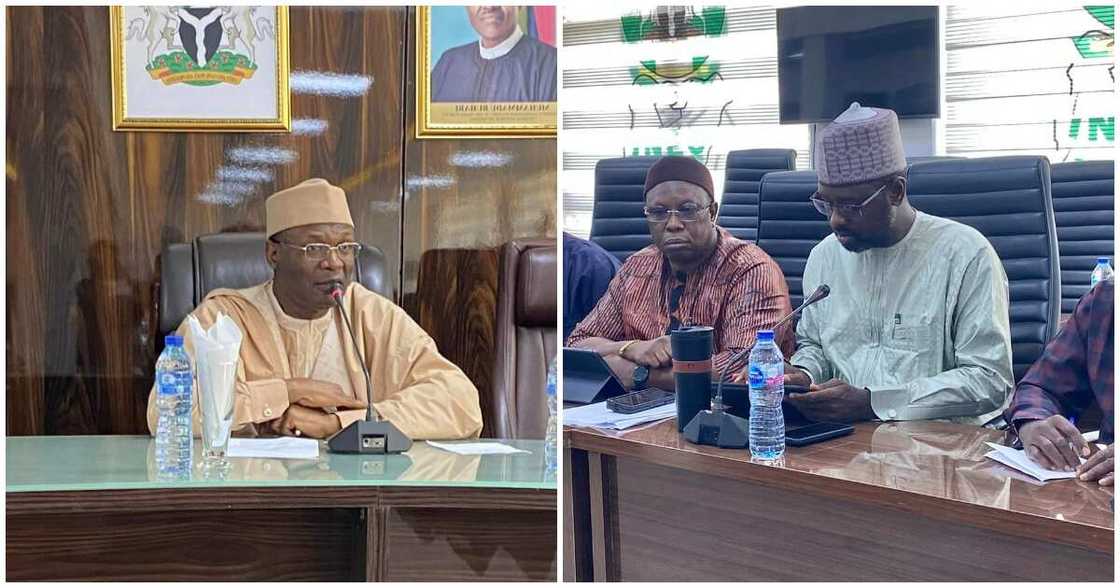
[753,158,967,306]
[716,149,798,242]
[588,156,660,262]
[755,170,828,308]
[491,239,557,439]
[1050,160,1115,314]
[906,156,1061,381]
[158,232,389,335]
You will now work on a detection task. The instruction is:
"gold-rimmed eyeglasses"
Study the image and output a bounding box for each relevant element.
[271,240,362,261]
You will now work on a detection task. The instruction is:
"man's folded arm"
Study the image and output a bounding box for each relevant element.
[368,328,484,441]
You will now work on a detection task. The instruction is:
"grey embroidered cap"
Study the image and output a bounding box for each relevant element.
[814,102,907,186]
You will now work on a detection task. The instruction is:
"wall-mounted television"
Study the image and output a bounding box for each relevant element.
[777,6,939,124]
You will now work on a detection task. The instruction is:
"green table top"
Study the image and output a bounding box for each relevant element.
[6,436,556,492]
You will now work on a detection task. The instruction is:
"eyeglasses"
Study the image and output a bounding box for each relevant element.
[810,183,889,218]
[272,240,362,261]
[643,205,710,223]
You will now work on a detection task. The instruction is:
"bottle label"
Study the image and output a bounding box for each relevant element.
[747,366,765,388]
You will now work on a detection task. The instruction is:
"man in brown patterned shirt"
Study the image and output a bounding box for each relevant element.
[568,156,793,391]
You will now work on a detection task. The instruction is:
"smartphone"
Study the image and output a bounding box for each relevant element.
[785,422,854,446]
[607,388,675,414]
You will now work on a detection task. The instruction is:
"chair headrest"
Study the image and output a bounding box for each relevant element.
[516,246,557,327]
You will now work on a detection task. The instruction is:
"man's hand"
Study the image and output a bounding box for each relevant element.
[270,404,343,439]
[784,363,811,387]
[286,378,367,411]
[785,379,875,423]
[1077,444,1114,486]
[1017,415,1090,472]
[621,336,672,368]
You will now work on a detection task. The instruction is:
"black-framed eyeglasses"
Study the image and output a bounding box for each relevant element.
[644,205,710,223]
[271,239,362,261]
[810,183,889,218]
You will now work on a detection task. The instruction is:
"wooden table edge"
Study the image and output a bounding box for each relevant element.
[566,427,1114,555]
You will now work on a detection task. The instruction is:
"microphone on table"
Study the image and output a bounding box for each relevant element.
[325,280,412,454]
[683,284,831,448]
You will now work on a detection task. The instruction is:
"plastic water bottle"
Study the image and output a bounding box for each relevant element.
[155,335,193,478]
[1090,257,1114,288]
[545,358,558,476]
[747,330,785,461]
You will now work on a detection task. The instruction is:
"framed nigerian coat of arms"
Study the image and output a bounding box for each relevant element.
[110,6,290,131]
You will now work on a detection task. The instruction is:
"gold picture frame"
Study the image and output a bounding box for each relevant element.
[415,6,557,139]
[110,5,290,132]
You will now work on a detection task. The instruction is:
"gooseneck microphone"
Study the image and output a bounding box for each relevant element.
[684,284,832,448]
[325,280,412,454]
[330,282,375,422]
[714,284,832,405]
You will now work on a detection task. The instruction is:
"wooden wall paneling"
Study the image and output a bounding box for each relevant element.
[5,7,407,435]
[400,9,557,437]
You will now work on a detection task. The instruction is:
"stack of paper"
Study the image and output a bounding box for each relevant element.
[984,442,1084,482]
[564,401,677,430]
[427,441,530,455]
[227,437,320,460]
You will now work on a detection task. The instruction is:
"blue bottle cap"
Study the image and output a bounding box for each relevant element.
[165,335,184,347]
[1098,257,1110,264]
[757,329,774,342]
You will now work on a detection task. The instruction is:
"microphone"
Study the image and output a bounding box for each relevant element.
[714,284,832,406]
[684,284,832,448]
[325,280,412,454]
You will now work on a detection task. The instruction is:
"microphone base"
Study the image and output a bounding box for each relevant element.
[328,420,412,454]
[683,409,749,449]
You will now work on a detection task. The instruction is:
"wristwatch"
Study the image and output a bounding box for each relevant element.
[632,365,650,390]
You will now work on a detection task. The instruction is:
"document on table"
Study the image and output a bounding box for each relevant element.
[984,442,1084,482]
[227,437,320,460]
[427,441,530,455]
[564,401,677,430]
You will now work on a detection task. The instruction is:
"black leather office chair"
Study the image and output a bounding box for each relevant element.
[1050,160,1114,314]
[158,232,390,335]
[716,149,798,242]
[588,156,660,262]
[755,170,827,308]
[906,156,1061,381]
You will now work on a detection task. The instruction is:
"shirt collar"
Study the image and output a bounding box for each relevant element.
[479,25,523,60]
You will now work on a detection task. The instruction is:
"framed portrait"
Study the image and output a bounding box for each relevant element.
[416,6,557,138]
[110,6,290,132]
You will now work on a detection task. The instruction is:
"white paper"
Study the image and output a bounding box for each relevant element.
[227,437,320,460]
[984,442,1084,482]
[563,401,677,430]
[426,441,530,455]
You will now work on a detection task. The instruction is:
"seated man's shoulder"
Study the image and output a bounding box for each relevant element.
[923,214,992,253]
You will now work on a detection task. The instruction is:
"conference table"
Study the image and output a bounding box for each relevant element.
[564,418,1113,581]
[7,436,556,581]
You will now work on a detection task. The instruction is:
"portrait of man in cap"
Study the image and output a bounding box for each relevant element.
[568,156,793,392]
[430,5,557,103]
[783,103,1013,425]
[147,178,483,441]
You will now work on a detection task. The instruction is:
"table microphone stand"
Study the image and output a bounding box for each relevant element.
[684,285,831,448]
[325,283,412,454]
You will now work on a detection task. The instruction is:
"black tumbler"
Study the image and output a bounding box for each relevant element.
[670,326,714,432]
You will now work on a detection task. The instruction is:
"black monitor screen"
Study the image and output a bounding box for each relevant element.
[777,6,939,124]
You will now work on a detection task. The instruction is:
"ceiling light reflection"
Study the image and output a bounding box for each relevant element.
[228,146,298,165]
[290,71,374,97]
[448,150,513,168]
